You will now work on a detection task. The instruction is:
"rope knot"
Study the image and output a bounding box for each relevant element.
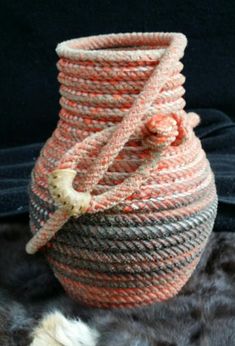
[143,113,187,150]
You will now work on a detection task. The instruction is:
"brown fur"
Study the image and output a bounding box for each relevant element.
[0,221,234,345]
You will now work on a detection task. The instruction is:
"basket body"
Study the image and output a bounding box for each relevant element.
[29,33,218,309]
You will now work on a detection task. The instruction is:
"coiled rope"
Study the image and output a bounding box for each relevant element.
[26,33,217,308]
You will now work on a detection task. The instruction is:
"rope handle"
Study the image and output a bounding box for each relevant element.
[48,127,161,215]
[26,110,199,255]
[26,33,194,255]
[47,110,200,212]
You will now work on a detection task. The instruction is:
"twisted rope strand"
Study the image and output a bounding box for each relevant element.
[27,32,217,308]
[26,33,188,254]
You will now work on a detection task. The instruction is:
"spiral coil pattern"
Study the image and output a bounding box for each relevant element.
[28,33,218,308]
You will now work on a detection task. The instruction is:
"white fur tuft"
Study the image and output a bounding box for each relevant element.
[30,310,99,346]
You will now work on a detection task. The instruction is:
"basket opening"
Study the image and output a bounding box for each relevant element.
[89,45,167,52]
[56,33,185,62]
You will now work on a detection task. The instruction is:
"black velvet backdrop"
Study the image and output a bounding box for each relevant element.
[0,0,234,226]
[1,0,235,148]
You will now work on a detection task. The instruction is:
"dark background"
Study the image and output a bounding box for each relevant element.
[0,0,235,148]
[0,0,234,224]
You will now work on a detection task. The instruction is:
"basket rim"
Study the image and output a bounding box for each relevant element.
[56,32,187,62]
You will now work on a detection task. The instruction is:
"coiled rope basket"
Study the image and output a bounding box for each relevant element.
[26,32,218,309]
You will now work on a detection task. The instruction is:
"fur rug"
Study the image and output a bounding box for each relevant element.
[0,221,234,345]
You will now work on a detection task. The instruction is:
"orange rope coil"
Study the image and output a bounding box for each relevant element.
[26,32,217,308]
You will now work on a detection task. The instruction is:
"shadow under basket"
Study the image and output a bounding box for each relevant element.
[27,32,218,309]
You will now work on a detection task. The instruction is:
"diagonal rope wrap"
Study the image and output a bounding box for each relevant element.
[26,32,218,308]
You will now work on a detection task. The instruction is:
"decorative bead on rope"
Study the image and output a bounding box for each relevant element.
[26,32,217,309]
